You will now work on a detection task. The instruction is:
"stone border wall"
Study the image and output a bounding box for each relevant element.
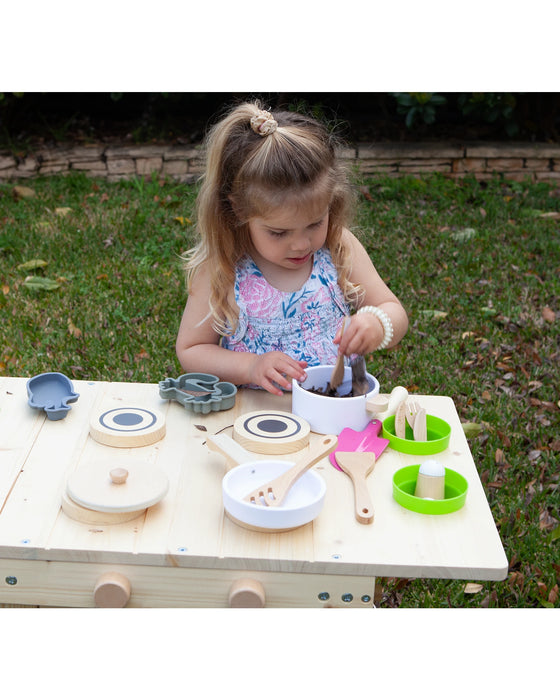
[1,141,560,183]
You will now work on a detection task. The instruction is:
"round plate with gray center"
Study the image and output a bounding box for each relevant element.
[233,410,310,454]
[90,407,166,447]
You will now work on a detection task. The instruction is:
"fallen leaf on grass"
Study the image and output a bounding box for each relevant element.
[67,319,82,339]
[174,216,192,225]
[539,509,558,531]
[548,584,559,605]
[508,571,525,591]
[55,207,72,217]
[451,228,476,242]
[480,590,498,607]
[359,186,375,202]
[13,185,36,199]
[418,310,448,320]
[23,276,60,291]
[17,259,48,271]
[538,212,560,219]
[464,583,484,594]
[542,306,556,323]
[462,422,483,438]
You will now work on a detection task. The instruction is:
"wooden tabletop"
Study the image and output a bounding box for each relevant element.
[0,376,508,581]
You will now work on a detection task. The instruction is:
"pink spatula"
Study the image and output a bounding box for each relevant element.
[329,419,389,471]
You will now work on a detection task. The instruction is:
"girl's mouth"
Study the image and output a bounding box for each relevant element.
[287,252,311,265]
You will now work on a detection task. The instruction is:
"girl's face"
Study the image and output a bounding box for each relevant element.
[247,197,330,272]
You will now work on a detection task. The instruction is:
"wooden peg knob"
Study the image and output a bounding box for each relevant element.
[228,578,266,608]
[93,572,131,608]
[110,468,129,484]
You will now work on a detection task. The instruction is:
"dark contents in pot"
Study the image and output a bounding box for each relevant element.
[306,385,359,398]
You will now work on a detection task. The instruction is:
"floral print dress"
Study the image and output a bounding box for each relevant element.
[221,247,350,367]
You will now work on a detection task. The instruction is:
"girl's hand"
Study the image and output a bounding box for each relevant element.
[334,314,384,357]
[249,352,308,396]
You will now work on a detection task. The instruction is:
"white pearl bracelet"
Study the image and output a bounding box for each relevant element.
[357,305,394,350]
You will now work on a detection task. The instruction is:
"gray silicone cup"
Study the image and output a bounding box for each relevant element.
[159,373,237,414]
[27,372,80,420]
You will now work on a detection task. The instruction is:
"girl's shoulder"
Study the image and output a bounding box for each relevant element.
[340,227,371,260]
[188,259,212,291]
[340,226,360,247]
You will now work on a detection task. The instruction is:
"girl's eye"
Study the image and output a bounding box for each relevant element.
[308,216,327,229]
[268,229,287,237]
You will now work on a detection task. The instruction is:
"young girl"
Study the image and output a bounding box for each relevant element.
[176,102,408,396]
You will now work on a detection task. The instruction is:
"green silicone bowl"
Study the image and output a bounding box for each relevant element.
[392,465,468,514]
[382,414,451,455]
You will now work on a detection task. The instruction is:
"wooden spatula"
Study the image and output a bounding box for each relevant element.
[244,434,337,507]
[335,452,376,524]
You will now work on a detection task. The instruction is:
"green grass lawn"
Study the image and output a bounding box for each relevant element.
[1,171,559,607]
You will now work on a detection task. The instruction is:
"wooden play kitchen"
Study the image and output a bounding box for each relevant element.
[0,374,508,608]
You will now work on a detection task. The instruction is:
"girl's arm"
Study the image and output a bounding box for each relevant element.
[175,264,307,396]
[335,229,409,356]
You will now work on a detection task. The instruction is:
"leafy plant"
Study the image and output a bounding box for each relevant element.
[457,92,520,137]
[392,92,447,129]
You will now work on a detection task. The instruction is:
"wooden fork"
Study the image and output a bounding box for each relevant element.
[244,435,337,507]
[405,400,420,429]
[405,400,427,441]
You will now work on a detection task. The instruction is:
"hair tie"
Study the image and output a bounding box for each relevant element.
[250,110,278,137]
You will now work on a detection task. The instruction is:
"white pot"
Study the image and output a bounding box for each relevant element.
[292,364,380,435]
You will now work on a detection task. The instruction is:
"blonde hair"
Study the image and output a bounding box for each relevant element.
[183,101,361,334]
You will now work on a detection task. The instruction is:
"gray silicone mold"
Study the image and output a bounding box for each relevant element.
[27,372,80,420]
[159,372,237,414]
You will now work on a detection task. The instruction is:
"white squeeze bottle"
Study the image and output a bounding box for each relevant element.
[414,459,446,500]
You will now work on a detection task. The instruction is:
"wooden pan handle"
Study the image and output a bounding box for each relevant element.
[206,433,254,467]
[351,475,374,524]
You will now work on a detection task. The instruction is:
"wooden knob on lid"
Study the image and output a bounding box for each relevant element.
[94,572,131,608]
[110,468,129,484]
[228,578,266,608]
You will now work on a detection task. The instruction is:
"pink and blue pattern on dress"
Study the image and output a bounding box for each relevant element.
[222,247,350,369]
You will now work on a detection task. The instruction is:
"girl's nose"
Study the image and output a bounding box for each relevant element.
[292,230,311,251]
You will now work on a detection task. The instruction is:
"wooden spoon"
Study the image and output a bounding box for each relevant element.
[327,316,351,393]
[335,451,376,524]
